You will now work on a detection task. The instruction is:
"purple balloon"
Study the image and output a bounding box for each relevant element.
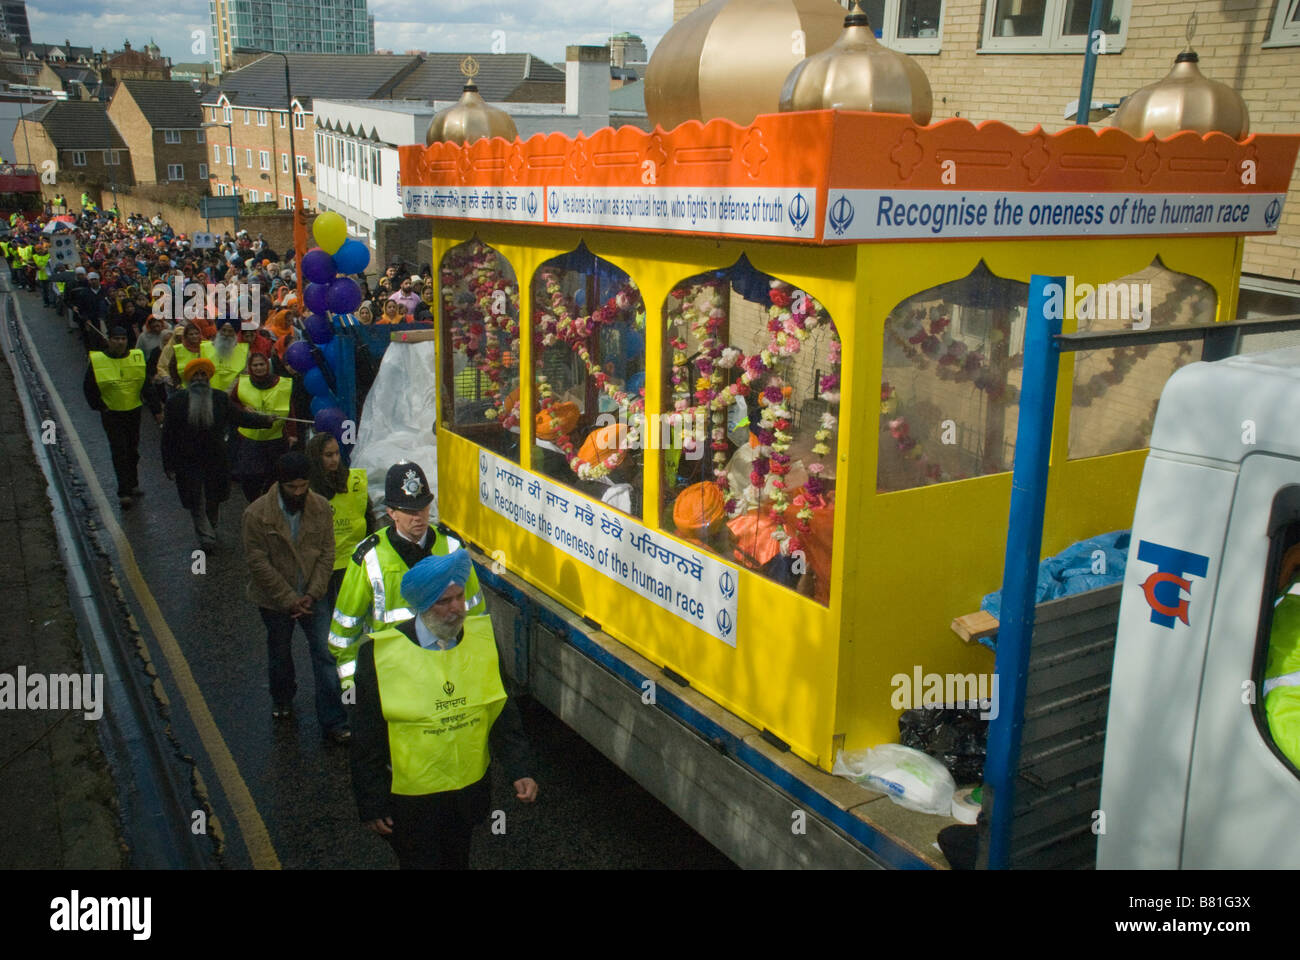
[301,248,337,285]
[304,282,330,315]
[304,313,333,345]
[326,276,362,315]
[284,339,316,373]
[314,406,347,437]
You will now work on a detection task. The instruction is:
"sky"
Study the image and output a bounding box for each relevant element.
[27,0,672,66]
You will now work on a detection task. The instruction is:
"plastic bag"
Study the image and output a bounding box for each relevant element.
[898,707,988,785]
[352,338,438,518]
[832,743,955,815]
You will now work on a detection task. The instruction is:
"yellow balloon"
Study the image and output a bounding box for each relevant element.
[312,211,347,255]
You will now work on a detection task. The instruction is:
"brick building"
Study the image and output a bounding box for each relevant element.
[669,0,1300,310]
[108,80,208,188]
[11,99,133,187]
[200,52,421,210]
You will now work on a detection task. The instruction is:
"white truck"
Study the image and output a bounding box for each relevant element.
[1096,344,1300,868]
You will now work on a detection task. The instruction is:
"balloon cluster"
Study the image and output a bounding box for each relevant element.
[285,211,372,443]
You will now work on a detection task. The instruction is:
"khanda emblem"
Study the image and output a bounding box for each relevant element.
[526,192,538,218]
[548,190,560,217]
[828,194,855,235]
[1265,198,1281,229]
[788,192,810,232]
[443,680,455,695]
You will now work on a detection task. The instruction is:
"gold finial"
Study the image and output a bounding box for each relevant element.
[1185,12,1198,50]
[460,55,480,80]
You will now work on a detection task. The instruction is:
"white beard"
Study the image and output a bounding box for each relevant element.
[186,381,214,429]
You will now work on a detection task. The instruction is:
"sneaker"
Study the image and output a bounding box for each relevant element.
[272,703,293,719]
[326,727,352,745]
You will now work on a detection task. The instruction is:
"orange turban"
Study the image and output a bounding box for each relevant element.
[500,387,520,422]
[673,482,725,539]
[536,401,579,441]
[577,423,628,469]
[182,357,216,383]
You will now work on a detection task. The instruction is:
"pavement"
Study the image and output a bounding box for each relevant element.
[0,280,735,870]
[0,337,125,869]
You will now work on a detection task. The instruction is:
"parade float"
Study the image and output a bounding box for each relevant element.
[394,0,1299,770]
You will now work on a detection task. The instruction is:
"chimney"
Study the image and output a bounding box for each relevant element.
[565,45,610,129]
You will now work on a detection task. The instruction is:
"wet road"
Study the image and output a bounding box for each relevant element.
[12,284,734,870]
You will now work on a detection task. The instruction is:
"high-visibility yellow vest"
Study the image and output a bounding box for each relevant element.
[210,341,249,393]
[1266,591,1300,768]
[34,253,49,281]
[329,467,369,571]
[371,615,506,795]
[172,340,214,385]
[236,374,291,441]
[17,244,31,264]
[89,349,146,412]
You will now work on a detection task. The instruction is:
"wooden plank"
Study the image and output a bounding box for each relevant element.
[951,610,999,643]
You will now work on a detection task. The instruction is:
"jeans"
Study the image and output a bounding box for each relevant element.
[259,602,347,734]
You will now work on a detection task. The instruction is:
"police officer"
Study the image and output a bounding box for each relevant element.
[84,326,162,509]
[350,550,536,869]
[329,461,485,690]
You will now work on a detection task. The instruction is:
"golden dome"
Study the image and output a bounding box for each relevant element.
[644,0,850,130]
[1110,50,1249,140]
[779,1,932,122]
[426,61,519,147]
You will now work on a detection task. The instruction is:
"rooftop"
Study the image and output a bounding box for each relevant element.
[116,79,204,128]
[203,53,422,110]
[22,100,127,149]
[391,53,564,102]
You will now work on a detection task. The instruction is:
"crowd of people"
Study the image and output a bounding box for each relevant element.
[6,202,536,868]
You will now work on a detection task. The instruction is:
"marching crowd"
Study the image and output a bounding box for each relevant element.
[5,203,537,869]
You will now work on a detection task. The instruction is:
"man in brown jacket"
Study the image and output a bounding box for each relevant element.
[242,451,349,742]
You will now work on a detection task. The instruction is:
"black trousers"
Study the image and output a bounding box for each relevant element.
[388,775,491,870]
[100,407,141,496]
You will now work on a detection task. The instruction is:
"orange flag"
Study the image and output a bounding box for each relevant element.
[292,177,307,317]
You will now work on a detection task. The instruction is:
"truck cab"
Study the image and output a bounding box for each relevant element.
[1098,346,1300,868]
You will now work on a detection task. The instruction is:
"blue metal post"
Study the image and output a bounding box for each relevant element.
[1075,0,1105,125]
[984,275,1063,869]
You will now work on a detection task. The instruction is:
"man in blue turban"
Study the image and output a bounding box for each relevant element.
[349,549,538,869]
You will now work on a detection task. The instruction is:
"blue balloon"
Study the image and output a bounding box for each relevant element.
[302,248,337,285]
[321,340,340,369]
[314,406,347,438]
[303,366,332,398]
[304,282,330,315]
[332,238,370,275]
[309,394,335,417]
[305,313,333,345]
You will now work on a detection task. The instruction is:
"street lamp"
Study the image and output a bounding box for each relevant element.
[201,121,240,232]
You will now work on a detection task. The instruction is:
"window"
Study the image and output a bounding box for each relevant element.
[283,194,295,209]
[279,111,286,127]
[281,153,289,172]
[1265,0,1300,46]
[293,110,305,130]
[214,143,222,163]
[259,149,270,170]
[217,182,227,196]
[243,109,250,124]
[223,105,231,122]
[981,0,1127,53]
[71,150,86,166]
[858,0,945,53]
[296,154,310,174]
[199,162,208,179]
[346,140,355,174]
[246,148,253,168]
[226,145,234,165]
[102,150,121,165]
[1254,486,1300,775]
[360,145,368,181]
[256,109,267,125]
[163,128,181,143]
[196,129,205,144]
[373,147,381,186]
[167,163,184,181]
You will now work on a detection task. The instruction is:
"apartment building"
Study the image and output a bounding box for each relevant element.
[12,99,134,186]
[209,0,374,73]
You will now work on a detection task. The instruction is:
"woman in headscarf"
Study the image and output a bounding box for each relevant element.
[355,301,374,325]
[379,298,404,325]
[228,348,294,501]
[306,431,372,611]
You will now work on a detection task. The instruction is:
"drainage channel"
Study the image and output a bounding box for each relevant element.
[1,291,216,869]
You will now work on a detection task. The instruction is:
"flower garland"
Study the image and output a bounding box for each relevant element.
[439,241,521,426]
[532,270,646,481]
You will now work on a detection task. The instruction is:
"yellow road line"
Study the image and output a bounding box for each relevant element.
[11,296,281,870]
